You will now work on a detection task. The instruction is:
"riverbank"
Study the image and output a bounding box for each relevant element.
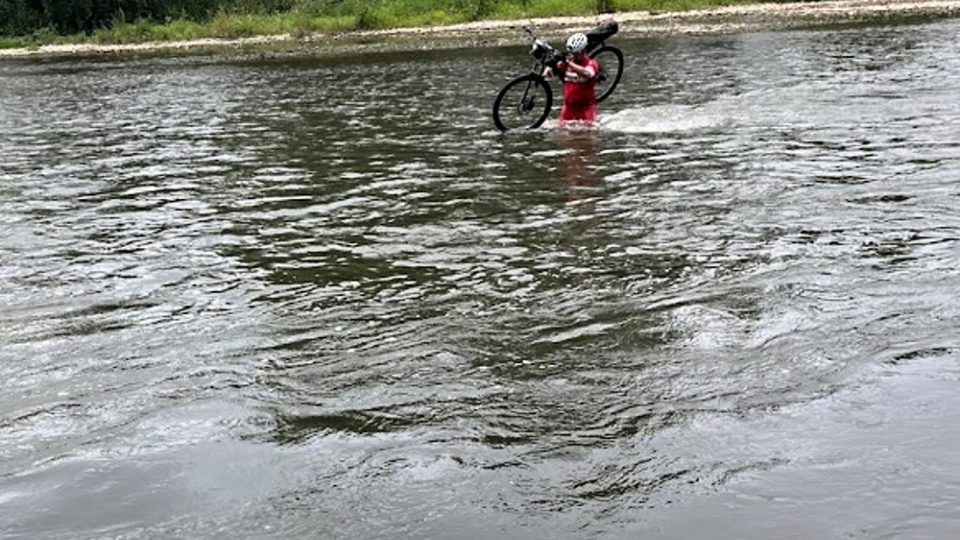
[1,0,959,58]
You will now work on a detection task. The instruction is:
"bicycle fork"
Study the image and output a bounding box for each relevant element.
[517,79,537,114]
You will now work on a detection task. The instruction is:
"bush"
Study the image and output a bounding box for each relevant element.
[0,0,42,35]
[354,6,387,29]
[596,0,615,12]
[0,0,223,36]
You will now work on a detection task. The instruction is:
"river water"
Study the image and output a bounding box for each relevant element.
[2,17,960,539]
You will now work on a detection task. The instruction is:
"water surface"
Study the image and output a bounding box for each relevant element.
[2,18,960,539]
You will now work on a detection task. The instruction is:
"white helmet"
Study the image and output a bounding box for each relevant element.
[566,32,588,53]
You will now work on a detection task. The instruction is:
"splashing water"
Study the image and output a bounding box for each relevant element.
[599,103,730,133]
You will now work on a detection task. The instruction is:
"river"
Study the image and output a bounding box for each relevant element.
[2,17,960,539]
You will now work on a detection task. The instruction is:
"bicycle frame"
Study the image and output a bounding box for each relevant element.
[508,28,559,116]
[492,22,621,131]
[522,27,560,79]
[522,23,617,79]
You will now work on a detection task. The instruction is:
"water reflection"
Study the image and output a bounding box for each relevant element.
[554,129,602,193]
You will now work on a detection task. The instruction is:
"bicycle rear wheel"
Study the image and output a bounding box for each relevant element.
[492,74,553,132]
[590,46,624,104]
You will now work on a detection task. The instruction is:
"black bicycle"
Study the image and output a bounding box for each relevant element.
[492,21,624,132]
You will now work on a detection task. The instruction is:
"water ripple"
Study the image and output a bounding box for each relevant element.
[3,18,960,539]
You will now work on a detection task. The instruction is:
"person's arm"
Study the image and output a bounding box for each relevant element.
[543,59,566,79]
[566,59,596,80]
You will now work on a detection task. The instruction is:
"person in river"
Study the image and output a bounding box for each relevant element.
[543,32,600,126]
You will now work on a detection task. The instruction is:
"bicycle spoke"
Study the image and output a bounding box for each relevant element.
[494,76,551,131]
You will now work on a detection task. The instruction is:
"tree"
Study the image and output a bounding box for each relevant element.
[0,0,43,35]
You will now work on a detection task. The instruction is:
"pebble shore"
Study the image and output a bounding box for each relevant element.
[1,0,958,58]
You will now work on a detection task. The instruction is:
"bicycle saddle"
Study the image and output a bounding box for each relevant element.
[585,20,619,47]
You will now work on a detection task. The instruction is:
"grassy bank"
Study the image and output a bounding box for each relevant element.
[0,0,757,49]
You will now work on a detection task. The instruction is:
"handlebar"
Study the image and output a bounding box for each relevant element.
[522,25,570,73]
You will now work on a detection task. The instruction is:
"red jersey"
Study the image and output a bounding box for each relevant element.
[556,56,599,108]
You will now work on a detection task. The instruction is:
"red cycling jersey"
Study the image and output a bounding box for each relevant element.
[555,55,599,123]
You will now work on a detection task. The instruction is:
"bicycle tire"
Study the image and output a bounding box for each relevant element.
[590,45,624,104]
[492,74,553,132]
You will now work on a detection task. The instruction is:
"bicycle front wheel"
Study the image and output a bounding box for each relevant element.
[590,46,624,104]
[492,74,553,132]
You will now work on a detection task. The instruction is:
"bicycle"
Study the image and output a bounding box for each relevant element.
[492,20,624,132]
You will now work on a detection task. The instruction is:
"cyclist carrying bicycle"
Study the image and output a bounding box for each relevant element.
[543,32,600,125]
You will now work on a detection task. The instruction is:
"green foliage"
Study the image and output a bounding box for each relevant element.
[453,0,493,20]
[354,6,387,29]
[216,0,298,14]
[0,0,221,36]
[0,0,42,35]
[598,0,616,12]
[92,17,205,43]
[615,0,753,10]
[518,0,595,17]
[1,0,766,44]
[0,36,30,48]
[31,25,59,43]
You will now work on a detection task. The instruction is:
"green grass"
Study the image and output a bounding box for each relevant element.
[614,0,755,11]
[0,36,29,49]
[0,26,88,48]
[3,0,765,48]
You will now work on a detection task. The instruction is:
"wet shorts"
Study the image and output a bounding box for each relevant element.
[559,102,597,123]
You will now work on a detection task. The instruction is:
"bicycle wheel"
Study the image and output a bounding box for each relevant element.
[492,74,553,132]
[590,45,624,104]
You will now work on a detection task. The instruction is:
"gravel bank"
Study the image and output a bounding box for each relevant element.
[1,0,958,58]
